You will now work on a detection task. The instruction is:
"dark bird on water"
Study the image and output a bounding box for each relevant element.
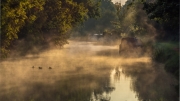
[32,66,34,68]
[49,67,52,69]
[39,67,42,69]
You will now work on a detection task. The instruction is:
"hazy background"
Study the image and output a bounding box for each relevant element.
[112,0,127,5]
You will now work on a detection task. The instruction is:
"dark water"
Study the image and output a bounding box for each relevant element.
[0,41,178,101]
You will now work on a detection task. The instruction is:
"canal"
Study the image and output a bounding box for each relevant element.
[0,41,178,101]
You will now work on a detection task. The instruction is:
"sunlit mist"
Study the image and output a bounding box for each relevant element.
[112,0,127,5]
[0,40,178,101]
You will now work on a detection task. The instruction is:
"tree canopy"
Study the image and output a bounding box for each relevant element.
[1,0,45,57]
[0,0,101,58]
[73,0,118,36]
[143,0,179,39]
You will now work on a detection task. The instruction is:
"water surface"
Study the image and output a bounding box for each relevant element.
[0,41,178,101]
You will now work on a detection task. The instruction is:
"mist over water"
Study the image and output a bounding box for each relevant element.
[0,40,178,101]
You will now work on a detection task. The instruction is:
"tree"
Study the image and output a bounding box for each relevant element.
[143,0,179,40]
[73,0,101,18]
[73,0,118,36]
[115,0,151,37]
[1,0,45,58]
[0,0,101,58]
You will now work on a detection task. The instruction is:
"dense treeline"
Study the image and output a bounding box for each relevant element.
[1,0,101,58]
[72,0,118,37]
[143,0,179,40]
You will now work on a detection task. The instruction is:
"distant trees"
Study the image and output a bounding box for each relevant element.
[115,0,151,37]
[73,0,118,36]
[114,0,179,40]
[73,0,101,19]
[1,0,101,58]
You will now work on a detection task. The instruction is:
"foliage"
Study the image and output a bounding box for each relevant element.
[0,0,101,58]
[165,54,179,93]
[115,0,152,37]
[1,0,45,58]
[152,42,179,78]
[152,42,179,94]
[73,0,101,18]
[143,0,179,39]
[43,0,88,32]
[73,0,118,36]
[165,54,179,78]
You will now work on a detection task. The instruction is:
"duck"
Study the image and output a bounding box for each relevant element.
[39,67,42,69]
[49,67,52,69]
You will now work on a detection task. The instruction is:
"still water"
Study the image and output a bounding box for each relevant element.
[0,41,178,101]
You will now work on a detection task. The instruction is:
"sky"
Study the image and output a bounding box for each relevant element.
[111,0,127,6]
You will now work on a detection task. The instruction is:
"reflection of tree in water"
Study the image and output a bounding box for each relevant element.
[121,62,178,101]
[90,85,114,101]
[114,66,121,82]
[90,67,121,101]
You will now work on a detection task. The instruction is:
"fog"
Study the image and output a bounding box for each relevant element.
[0,40,178,101]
